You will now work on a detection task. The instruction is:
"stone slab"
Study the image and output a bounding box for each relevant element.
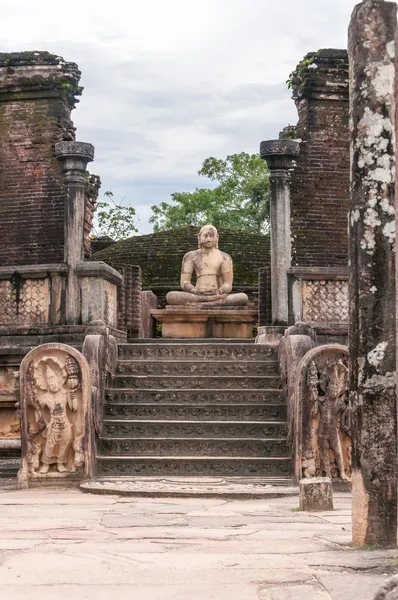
[81,476,298,499]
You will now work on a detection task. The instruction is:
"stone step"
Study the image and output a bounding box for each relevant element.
[111,375,282,390]
[121,338,256,345]
[0,458,20,476]
[102,420,288,439]
[118,343,275,361]
[81,476,297,499]
[96,456,292,477]
[103,403,287,421]
[98,437,289,457]
[105,389,285,404]
[116,360,278,376]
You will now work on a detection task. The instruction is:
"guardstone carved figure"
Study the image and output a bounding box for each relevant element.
[293,344,350,483]
[18,343,92,487]
[166,224,248,306]
[309,360,350,481]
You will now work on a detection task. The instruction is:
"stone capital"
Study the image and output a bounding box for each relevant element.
[260,140,300,172]
[55,141,94,178]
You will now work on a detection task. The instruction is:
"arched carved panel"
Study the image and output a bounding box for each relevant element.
[294,344,350,482]
[19,343,92,488]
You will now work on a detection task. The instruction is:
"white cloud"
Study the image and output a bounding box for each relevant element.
[2,0,359,232]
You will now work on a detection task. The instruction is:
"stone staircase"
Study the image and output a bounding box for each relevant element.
[96,340,291,478]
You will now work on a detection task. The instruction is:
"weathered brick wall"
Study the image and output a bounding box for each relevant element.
[258,267,271,326]
[0,52,81,266]
[289,49,349,268]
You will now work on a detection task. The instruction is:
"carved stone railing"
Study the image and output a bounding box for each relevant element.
[116,264,142,339]
[288,267,348,333]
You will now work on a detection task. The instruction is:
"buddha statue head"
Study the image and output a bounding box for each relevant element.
[198,224,219,249]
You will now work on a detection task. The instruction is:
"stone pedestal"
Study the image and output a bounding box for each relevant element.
[152,307,257,338]
[77,262,122,327]
[299,477,333,511]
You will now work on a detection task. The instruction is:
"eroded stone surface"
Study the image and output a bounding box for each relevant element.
[0,488,395,599]
[348,0,397,547]
[299,477,333,511]
[18,343,92,487]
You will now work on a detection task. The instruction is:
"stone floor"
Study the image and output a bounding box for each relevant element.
[0,481,396,599]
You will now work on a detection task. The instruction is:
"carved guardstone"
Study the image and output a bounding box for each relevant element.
[299,477,333,511]
[18,343,93,488]
[294,344,350,484]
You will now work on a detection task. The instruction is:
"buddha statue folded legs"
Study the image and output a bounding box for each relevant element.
[166,290,249,306]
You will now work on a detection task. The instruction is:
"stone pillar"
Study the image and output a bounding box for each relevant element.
[348,0,397,547]
[260,140,300,325]
[55,141,94,324]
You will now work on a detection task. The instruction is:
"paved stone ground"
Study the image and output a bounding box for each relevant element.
[0,483,397,599]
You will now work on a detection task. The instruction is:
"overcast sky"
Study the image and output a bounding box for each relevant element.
[3,0,358,233]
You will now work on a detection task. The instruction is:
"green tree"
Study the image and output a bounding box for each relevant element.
[93,191,139,240]
[149,152,270,233]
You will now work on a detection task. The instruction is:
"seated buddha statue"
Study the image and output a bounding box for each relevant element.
[166,224,249,307]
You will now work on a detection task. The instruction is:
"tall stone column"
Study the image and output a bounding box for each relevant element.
[348,0,397,547]
[55,141,94,324]
[260,140,299,325]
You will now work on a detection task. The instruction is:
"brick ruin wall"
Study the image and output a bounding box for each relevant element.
[0,52,85,267]
[288,49,350,268]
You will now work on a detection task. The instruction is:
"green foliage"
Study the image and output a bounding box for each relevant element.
[149,152,270,233]
[94,191,138,241]
[286,55,315,91]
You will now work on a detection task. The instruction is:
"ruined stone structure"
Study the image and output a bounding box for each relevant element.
[0,52,124,476]
[1,3,397,543]
[261,50,350,335]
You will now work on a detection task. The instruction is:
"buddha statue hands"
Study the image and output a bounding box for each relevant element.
[166,225,248,307]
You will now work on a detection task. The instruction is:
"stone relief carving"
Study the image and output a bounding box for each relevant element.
[118,345,275,361]
[98,458,292,476]
[294,345,350,482]
[301,280,348,323]
[0,277,50,325]
[18,344,92,487]
[108,390,280,404]
[116,361,269,376]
